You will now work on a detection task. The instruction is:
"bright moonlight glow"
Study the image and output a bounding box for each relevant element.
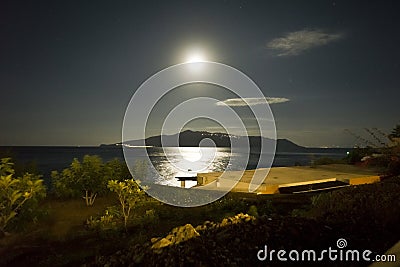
[186,53,206,63]
[179,147,202,162]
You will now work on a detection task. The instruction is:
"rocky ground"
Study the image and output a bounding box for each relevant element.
[2,176,399,267]
[94,176,400,267]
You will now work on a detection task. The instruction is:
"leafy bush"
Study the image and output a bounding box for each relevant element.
[86,206,120,232]
[387,149,400,175]
[359,146,400,175]
[309,177,400,230]
[0,158,46,235]
[247,205,258,217]
[133,209,159,228]
[51,155,130,206]
[255,200,275,216]
[345,147,375,164]
[381,146,400,175]
[104,158,132,182]
[108,179,146,231]
[211,196,248,215]
[345,125,400,175]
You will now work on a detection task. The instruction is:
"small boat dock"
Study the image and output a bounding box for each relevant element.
[177,164,381,194]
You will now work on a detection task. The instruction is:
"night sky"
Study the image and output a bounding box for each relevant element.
[1,0,399,147]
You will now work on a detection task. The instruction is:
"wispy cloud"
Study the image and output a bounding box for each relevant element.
[267,29,343,56]
[216,97,289,107]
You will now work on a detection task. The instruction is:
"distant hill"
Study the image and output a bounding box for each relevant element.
[101,130,308,152]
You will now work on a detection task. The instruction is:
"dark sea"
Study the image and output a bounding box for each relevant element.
[0,146,350,187]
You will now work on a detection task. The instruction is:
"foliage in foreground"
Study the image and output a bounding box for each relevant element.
[85,179,148,232]
[344,125,400,175]
[309,176,400,230]
[108,179,147,230]
[0,158,46,234]
[51,156,131,206]
[95,176,400,267]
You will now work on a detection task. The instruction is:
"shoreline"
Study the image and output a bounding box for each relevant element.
[194,164,381,194]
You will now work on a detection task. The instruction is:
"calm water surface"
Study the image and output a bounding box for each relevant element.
[0,146,349,187]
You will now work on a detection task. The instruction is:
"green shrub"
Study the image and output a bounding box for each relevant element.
[0,158,46,235]
[133,209,159,228]
[363,146,400,175]
[108,179,146,231]
[387,155,400,175]
[345,147,375,164]
[211,196,248,214]
[86,206,121,231]
[256,200,275,216]
[309,177,400,229]
[51,156,130,206]
[104,158,132,182]
[247,205,258,217]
